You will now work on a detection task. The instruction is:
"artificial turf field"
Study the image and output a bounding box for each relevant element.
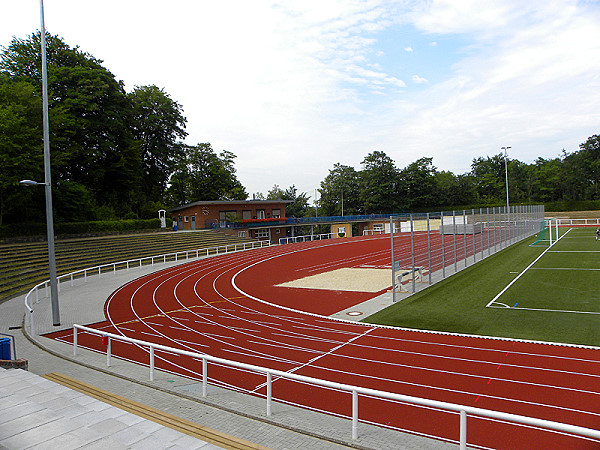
[363,226,600,347]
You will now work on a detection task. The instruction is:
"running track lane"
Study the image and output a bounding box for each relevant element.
[46,235,600,449]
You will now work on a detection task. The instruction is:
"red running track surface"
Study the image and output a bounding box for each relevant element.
[46,235,600,449]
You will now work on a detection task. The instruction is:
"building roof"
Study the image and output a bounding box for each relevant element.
[169,199,292,213]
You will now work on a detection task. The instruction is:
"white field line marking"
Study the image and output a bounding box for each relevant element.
[488,305,600,315]
[486,228,572,308]
[251,327,374,392]
[530,267,600,271]
[548,250,600,252]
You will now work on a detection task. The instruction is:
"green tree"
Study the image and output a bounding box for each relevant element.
[1,32,141,217]
[128,85,187,203]
[399,157,438,210]
[470,154,506,203]
[318,163,361,216]
[0,73,43,225]
[267,185,310,217]
[166,143,247,205]
[359,151,400,214]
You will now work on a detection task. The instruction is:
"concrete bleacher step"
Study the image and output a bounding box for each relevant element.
[0,368,267,450]
[0,231,257,300]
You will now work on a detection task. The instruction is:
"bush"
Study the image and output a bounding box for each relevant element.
[545,200,600,212]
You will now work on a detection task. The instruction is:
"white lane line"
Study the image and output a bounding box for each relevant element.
[252,327,374,392]
[486,228,572,307]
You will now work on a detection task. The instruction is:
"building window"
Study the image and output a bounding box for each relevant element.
[373,223,384,232]
[184,216,189,223]
[255,228,269,238]
[272,209,281,218]
[257,210,266,219]
[242,210,252,220]
[238,231,247,237]
[276,228,280,234]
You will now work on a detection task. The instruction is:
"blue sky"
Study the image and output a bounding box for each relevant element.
[2,1,600,201]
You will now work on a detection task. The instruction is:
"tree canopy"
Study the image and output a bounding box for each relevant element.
[2,32,600,228]
[0,32,244,225]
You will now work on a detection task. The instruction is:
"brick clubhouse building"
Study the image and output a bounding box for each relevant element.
[170,200,291,243]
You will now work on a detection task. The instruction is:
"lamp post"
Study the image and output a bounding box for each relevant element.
[20,0,60,326]
[502,146,511,243]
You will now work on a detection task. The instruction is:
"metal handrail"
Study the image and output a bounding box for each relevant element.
[72,324,600,448]
[279,232,337,244]
[24,240,271,336]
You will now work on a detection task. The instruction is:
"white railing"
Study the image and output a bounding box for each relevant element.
[556,218,600,226]
[279,232,338,244]
[24,240,270,336]
[73,324,600,449]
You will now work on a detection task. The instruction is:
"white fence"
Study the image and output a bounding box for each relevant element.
[279,232,337,244]
[73,324,600,449]
[556,218,600,226]
[24,240,271,336]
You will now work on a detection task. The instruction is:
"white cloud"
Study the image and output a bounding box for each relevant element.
[1,0,599,195]
[404,46,414,52]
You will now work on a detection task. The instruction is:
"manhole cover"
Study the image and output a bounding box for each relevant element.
[346,311,363,316]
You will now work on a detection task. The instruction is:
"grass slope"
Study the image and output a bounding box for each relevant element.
[363,231,600,347]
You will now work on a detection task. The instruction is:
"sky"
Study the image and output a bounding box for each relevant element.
[2,1,600,200]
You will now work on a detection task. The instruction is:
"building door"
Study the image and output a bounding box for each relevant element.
[191,215,196,230]
[178,216,183,231]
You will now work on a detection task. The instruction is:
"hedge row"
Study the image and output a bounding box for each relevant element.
[544,200,600,212]
[0,218,162,239]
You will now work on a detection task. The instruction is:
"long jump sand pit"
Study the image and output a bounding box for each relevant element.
[277,267,391,293]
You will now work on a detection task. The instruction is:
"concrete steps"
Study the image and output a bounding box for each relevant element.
[0,368,266,450]
[0,231,255,300]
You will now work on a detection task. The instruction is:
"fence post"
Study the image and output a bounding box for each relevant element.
[453,210,457,273]
[410,215,416,293]
[352,390,359,440]
[472,209,476,263]
[202,358,207,397]
[426,213,432,284]
[441,211,446,279]
[107,337,111,367]
[460,410,467,450]
[73,326,78,356]
[266,372,272,416]
[150,346,155,381]
[463,210,467,268]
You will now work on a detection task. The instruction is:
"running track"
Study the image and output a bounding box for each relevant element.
[47,234,600,449]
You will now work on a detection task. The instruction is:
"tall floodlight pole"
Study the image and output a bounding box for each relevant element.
[40,0,60,326]
[502,146,511,244]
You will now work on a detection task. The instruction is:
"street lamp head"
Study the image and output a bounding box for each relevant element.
[19,179,47,186]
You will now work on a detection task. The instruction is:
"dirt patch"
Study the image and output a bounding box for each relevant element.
[277,267,392,293]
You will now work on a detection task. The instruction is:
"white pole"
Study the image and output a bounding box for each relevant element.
[352,390,359,439]
[391,216,396,302]
[266,372,272,416]
[40,0,60,326]
[460,410,467,450]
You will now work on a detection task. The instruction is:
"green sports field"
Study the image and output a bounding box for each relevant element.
[363,226,600,347]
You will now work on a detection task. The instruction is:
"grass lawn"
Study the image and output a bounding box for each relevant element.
[363,227,600,347]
